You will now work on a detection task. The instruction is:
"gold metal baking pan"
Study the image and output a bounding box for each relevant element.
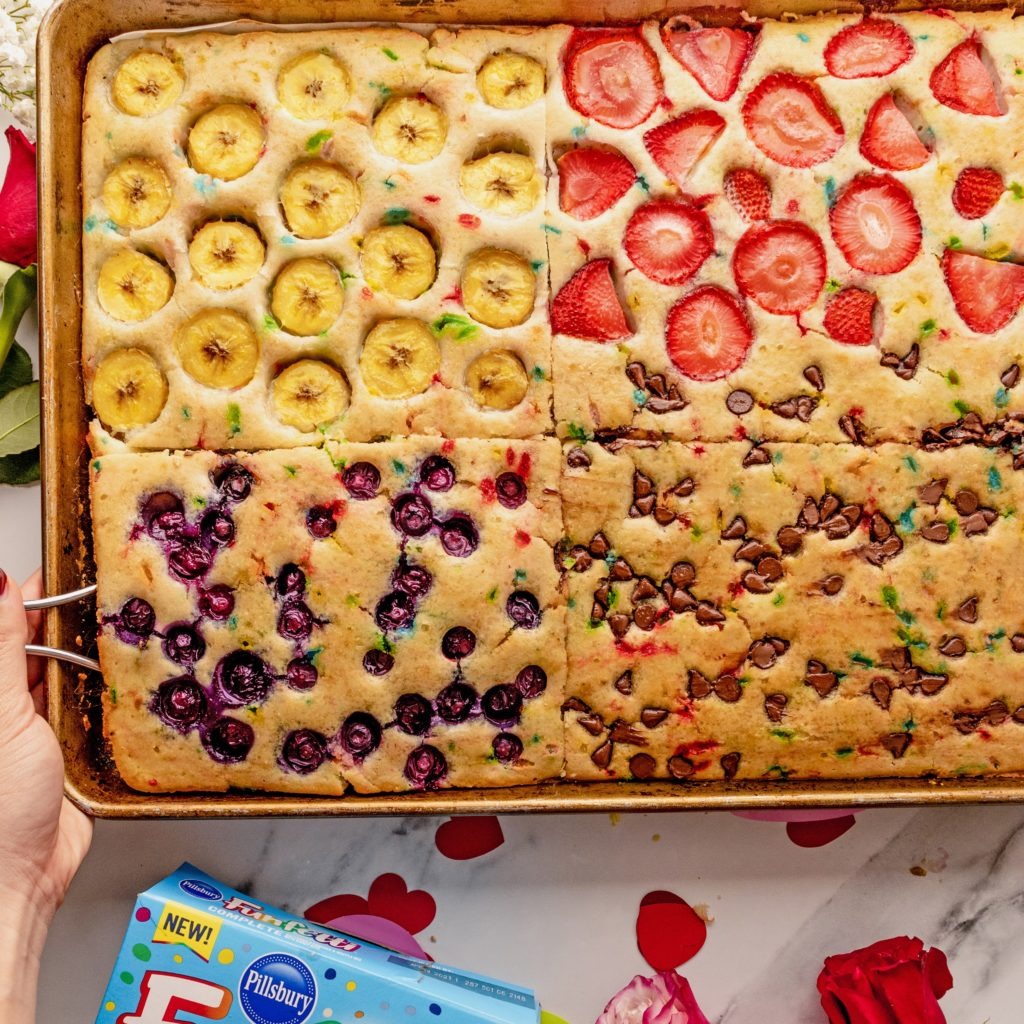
[37,0,1024,818]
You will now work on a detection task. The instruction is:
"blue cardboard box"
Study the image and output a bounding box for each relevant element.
[95,863,539,1024]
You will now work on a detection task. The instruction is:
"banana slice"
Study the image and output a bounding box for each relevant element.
[278,51,352,120]
[360,318,441,399]
[477,52,545,109]
[175,309,259,390]
[459,152,541,217]
[371,95,447,164]
[466,349,529,410]
[189,221,265,290]
[461,248,535,329]
[280,160,360,239]
[187,104,265,181]
[111,51,184,117]
[101,158,172,229]
[270,258,345,336]
[96,249,174,322]
[272,359,349,432]
[360,224,437,300]
[92,348,168,429]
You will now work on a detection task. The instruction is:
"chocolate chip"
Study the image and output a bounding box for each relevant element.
[670,561,697,586]
[985,700,1009,726]
[641,707,669,728]
[1012,634,1024,653]
[805,661,838,697]
[803,365,825,392]
[607,612,631,637]
[735,538,769,562]
[1015,706,1024,724]
[609,558,633,581]
[633,470,655,498]
[823,514,854,540]
[961,510,993,536]
[696,603,726,626]
[918,479,947,506]
[720,752,741,779]
[566,446,591,469]
[625,362,646,389]
[577,714,606,736]
[569,546,592,573]
[726,389,754,415]
[880,342,920,381]
[630,494,656,516]
[721,516,748,540]
[880,647,911,671]
[939,635,967,658]
[757,556,784,582]
[795,396,819,422]
[870,512,893,541]
[920,520,951,543]
[954,489,979,516]
[633,577,658,601]
[591,601,606,622]
[750,636,788,669]
[819,494,841,520]
[839,413,867,444]
[764,693,788,722]
[645,396,689,414]
[870,677,893,710]
[915,672,948,696]
[671,477,695,498]
[957,597,979,623]
[668,587,698,614]
[771,398,798,419]
[667,755,695,779]
[647,373,667,398]
[591,740,613,769]
[954,711,980,734]
[588,532,610,558]
[609,720,646,745]
[1002,364,1021,389]
[799,497,820,528]
[777,525,804,554]
[629,753,657,779]
[633,603,658,631]
[881,732,911,758]
[562,696,590,713]
[743,445,772,467]
[614,670,634,695]
[742,571,771,594]
[653,505,677,526]
[594,584,610,608]
[688,669,713,699]
[715,674,742,702]
[820,574,845,595]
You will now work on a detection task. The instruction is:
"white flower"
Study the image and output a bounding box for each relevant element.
[0,0,51,139]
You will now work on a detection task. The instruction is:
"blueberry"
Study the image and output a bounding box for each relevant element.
[197,584,235,621]
[492,732,523,763]
[280,729,328,774]
[342,461,381,500]
[278,601,315,642]
[214,650,274,706]
[161,623,206,666]
[141,492,186,541]
[495,471,527,510]
[202,717,255,763]
[481,683,523,726]
[275,563,306,599]
[286,657,319,690]
[168,542,213,581]
[375,591,415,633]
[435,680,477,724]
[404,745,448,788]
[506,590,541,629]
[114,597,156,645]
[306,505,337,539]
[394,693,433,735]
[441,626,476,661]
[153,676,208,732]
[362,649,395,676]
[420,455,456,492]
[391,558,432,599]
[438,515,479,558]
[339,712,382,759]
[515,664,547,699]
[391,492,434,537]
[212,462,254,502]
[200,508,236,549]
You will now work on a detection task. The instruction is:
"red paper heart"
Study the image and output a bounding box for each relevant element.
[435,816,505,860]
[786,815,857,848]
[304,873,436,936]
[636,890,708,971]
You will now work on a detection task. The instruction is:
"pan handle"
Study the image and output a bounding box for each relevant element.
[24,583,97,611]
[23,583,100,672]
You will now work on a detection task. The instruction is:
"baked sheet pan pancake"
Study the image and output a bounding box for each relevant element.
[38,0,1024,817]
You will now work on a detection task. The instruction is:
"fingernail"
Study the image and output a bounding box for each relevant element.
[0,569,7,596]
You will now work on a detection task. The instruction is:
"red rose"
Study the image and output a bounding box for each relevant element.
[0,126,37,267]
[817,936,953,1024]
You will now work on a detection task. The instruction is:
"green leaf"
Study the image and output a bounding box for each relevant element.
[0,340,33,399]
[0,446,40,485]
[0,265,37,372]
[0,381,40,456]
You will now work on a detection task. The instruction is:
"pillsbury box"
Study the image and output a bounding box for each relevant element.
[94,863,540,1024]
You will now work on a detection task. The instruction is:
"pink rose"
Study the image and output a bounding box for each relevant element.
[597,971,710,1024]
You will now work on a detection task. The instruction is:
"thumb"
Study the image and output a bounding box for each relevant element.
[0,567,34,736]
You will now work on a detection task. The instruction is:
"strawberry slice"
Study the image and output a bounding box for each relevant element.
[829,174,921,275]
[823,287,878,345]
[661,17,756,102]
[732,221,826,315]
[823,19,914,78]
[564,30,664,129]
[623,199,714,286]
[644,110,726,189]
[724,168,771,222]
[742,73,844,168]
[551,259,632,341]
[941,249,1024,334]
[951,167,1004,219]
[859,94,930,171]
[665,285,754,381]
[557,146,636,220]
[930,36,1005,117]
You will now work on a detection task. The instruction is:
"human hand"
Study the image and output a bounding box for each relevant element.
[0,568,92,916]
